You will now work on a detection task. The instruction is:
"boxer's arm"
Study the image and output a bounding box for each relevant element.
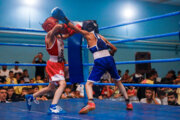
[99,35,117,56]
[61,34,70,40]
[48,24,64,41]
[67,22,89,36]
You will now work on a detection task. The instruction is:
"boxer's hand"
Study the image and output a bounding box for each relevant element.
[51,7,70,24]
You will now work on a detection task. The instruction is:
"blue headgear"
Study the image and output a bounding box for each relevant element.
[82,20,99,33]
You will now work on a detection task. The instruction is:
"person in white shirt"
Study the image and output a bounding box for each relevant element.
[76,84,84,97]
[140,88,161,105]
[101,71,111,83]
[0,66,9,78]
[10,61,23,74]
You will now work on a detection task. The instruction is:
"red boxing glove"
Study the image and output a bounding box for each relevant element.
[69,24,82,36]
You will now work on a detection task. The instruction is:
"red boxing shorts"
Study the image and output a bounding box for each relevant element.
[46,60,65,83]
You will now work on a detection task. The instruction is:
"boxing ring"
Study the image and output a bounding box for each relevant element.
[0,11,180,120]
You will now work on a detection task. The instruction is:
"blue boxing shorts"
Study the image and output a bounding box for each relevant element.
[88,56,121,82]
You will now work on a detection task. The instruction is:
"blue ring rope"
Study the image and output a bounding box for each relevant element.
[0,83,180,88]
[0,58,179,66]
[0,43,68,48]
[0,32,178,47]
[111,32,179,44]
[0,27,45,33]
[99,11,180,30]
[83,58,180,66]
[0,63,68,66]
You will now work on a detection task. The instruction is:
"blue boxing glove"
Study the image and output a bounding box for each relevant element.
[51,7,70,24]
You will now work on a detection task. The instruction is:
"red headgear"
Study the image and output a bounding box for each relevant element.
[42,17,58,32]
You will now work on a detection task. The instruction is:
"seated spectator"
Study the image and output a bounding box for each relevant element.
[0,87,8,103]
[173,70,180,104]
[6,71,17,84]
[0,76,6,84]
[138,70,157,100]
[132,72,143,83]
[21,69,30,83]
[33,86,48,101]
[93,85,103,99]
[0,65,9,78]
[161,70,174,84]
[140,88,161,105]
[15,79,26,95]
[127,86,138,102]
[101,71,111,83]
[10,61,23,74]
[14,72,22,84]
[112,86,122,99]
[75,84,84,98]
[141,70,157,84]
[157,90,168,105]
[61,86,75,99]
[18,87,29,101]
[6,87,19,102]
[99,79,113,99]
[118,69,121,77]
[34,75,44,90]
[167,92,179,106]
[32,52,46,79]
[122,69,132,83]
[43,76,48,83]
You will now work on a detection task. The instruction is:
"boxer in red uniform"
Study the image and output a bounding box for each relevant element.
[25,17,80,114]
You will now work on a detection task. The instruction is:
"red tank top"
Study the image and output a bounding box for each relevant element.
[45,36,64,57]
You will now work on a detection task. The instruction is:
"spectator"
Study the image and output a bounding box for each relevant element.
[112,86,122,99]
[43,76,48,83]
[157,90,168,105]
[18,87,29,101]
[75,84,84,98]
[173,71,180,104]
[132,72,143,83]
[93,85,103,99]
[21,69,30,83]
[141,70,157,84]
[122,69,132,83]
[6,87,19,102]
[0,76,6,84]
[34,75,44,90]
[14,72,22,84]
[32,52,46,79]
[61,86,75,99]
[101,71,111,83]
[99,79,113,99]
[118,69,121,77]
[0,65,9,78]
[15,79,26,95]
[161,70,174,84]
[167,92,179,106]
[140,88,161,105]
[33,86,48,101]
[0,87,8,103]
[137,70,157,100]
[10,61,23,74]
[6,71,17,84]
[127,86,138,102]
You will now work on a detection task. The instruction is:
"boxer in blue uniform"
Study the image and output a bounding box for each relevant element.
[51,7,133,114]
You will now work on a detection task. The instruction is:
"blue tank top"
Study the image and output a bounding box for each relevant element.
[88,33,110,53]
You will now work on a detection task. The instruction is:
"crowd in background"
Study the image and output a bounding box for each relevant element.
[0,52,179,107]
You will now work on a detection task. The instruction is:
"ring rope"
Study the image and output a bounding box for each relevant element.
[99,11,180,30]
[0,83,180,88]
